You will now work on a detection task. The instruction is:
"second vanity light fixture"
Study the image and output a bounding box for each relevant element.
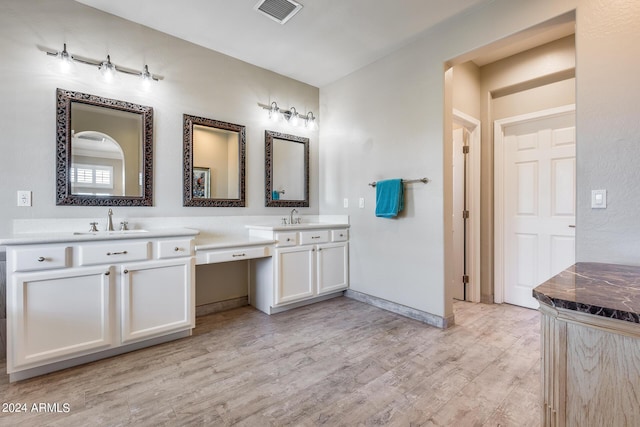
[44,44,163,85]
[260,101,317,130]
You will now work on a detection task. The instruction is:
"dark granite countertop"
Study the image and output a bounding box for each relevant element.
[533,262,640,324]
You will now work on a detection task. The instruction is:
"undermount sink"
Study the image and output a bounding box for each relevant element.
[73,229,149,235]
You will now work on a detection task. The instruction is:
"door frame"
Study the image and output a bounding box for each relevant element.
[493,104,576,304]
[453,109,481,303]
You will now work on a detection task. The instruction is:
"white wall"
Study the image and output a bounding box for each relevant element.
[0,0,319,238]
[575,0,640,263]
[320,0,588,320]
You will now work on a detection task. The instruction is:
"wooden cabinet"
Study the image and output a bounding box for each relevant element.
[539,303,640,426]
[249,225,349,314]
[5,232,196,381]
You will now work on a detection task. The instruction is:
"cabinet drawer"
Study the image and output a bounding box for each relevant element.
[13,246,71,272]
[78,241,150,266]
[299,230,329,245]
[331,229,349,242]
[275,232,297,247]
[157,239,192,259]
[204,246,269,264]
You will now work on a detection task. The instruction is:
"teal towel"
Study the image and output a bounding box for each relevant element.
[272,190,280,200]
[375,179,404,218]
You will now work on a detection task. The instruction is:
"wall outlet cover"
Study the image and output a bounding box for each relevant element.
[17,190,32,207]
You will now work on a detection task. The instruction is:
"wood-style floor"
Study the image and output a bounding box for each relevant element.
[0,298,541,426]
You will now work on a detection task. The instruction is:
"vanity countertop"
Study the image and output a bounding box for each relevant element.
[246,223,350,232]
[194,235,276,251]
[0,228,199,246]
[532,262,640,324]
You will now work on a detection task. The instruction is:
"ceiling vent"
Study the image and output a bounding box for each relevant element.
[254,0,303,25]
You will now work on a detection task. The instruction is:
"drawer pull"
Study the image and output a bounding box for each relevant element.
[107,251,128,256]
[232,253,246,258]
[286,238,292,242]
[123,269,129,274]
[318,248,322,251]
[174,247,181,252]
[311,236,321,239]
[339,234,344,237]
[37,256,46,262]
[105,271,110,276]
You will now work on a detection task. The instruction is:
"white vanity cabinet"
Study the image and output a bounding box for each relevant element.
[10,264,116,371]
[3,230,197,382]
[248,224,349,314]
[120,258,193,344]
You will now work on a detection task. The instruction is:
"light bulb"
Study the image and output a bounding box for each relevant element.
[140,65,152,89]
[289,107,299,126]
[58,44,72,72]
[305,112,317,130]
[269,102,280,122]
[99,55,116,81]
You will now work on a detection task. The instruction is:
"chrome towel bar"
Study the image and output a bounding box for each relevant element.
[368,177,429,187]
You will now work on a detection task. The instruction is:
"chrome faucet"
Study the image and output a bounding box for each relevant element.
[290,208,298,225]
[106,208,114,231]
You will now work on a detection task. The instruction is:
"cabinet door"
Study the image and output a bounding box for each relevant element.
[120,258,194,344]
[275,245,315,305]
[317,242,349,295]
[9,266,115,371]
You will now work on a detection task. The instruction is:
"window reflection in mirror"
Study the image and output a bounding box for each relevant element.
[70,103,142,197]
[56,88,153,206]
[183,115,246,207]
[265,130,309,207]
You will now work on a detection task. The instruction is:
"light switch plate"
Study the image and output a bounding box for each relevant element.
[591,189,606,209]
[359,197,365,209]
[343,198,349,208]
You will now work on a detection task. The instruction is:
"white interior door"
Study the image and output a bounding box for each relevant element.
[501,109,576,309]
[452,127,465,301]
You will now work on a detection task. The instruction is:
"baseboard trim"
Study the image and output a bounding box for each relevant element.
[344,289,454,329]
[196,296,249,317]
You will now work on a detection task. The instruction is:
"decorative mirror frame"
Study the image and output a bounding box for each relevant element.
[183,114,246,207]
[56,88,153,206]
[265,130,309,207]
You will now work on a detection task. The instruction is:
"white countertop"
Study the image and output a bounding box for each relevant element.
[245,223,350,232]
[194,235,276,251]
[0,228,200,246]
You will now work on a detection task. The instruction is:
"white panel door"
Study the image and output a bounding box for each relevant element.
[452,128,465,301]
[503,113,576,309]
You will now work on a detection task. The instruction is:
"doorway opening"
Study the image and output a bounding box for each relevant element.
[443,11,576,313]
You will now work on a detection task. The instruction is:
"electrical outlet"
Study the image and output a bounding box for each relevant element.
[343,198,349,208]
[359,197,365,209]
[17,190,32,207]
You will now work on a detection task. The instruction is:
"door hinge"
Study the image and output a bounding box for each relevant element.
[462,210,469,219]
[462,275,469,284]
[462,145,469,154]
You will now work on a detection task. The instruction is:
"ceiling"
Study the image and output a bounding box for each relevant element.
[75,0,575,88]
[75,0,497,87]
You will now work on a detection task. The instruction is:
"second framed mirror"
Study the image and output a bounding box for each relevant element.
[265,130,309,207]
[183,114,246,207]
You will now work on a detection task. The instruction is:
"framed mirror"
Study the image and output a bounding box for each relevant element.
[265,130,309,207]
[183,114,246,207]
[56,88,153,206]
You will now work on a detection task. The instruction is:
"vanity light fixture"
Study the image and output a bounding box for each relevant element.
[259,101,318,130]
[43,44,163,84]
